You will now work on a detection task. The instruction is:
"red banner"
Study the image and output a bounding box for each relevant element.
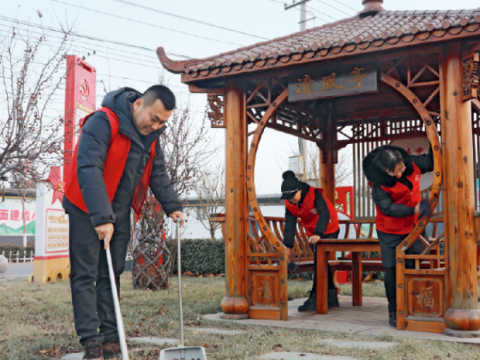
[64,56,96,179]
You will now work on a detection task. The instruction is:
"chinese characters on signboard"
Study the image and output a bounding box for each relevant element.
[288,62,379,102]
[45,209,69,253]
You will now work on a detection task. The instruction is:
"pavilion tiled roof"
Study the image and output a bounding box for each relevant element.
[157,5,480,82]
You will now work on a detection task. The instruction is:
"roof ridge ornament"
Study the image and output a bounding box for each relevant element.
[359,0,384,17]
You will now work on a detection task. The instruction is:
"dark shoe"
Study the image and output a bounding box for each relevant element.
[388,303,397,328]
[328,289,340,308]
[298,291,316,311]
[103,339,121,359]
[83,341,104,360]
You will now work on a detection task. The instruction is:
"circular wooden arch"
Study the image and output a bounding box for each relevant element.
[246,73,442,252]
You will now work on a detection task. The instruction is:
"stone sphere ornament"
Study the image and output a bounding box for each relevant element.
[0,255,8,279]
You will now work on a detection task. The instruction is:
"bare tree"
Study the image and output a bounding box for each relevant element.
[196,165,225,239]
[132,100,216,288]
[0,24,73,184]
[280,140,353,187]
[161,103,215,203]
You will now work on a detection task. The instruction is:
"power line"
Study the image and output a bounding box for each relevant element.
[52,0,244,47]
[0,21,162,66]
[331,0,359,13]
[110,0,269,40]
[0,15,191,60]
[316,0,355,16]
[265,0,328,24]
[307,6,338,21]
[0,26,160,68]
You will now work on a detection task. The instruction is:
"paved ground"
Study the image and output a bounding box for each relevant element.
[3,263,32,278]
[204,295,480,345]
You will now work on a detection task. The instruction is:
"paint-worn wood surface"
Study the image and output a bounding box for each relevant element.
[441,42,480,331]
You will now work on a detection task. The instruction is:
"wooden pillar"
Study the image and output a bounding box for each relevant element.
[220,78,249,319]
[319,110,336,204]
[319,151,335,204]
[441,42,480,333]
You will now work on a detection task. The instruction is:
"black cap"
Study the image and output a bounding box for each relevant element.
[280,170,300,200]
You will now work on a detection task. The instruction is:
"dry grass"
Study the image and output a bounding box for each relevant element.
[0,275,479,359]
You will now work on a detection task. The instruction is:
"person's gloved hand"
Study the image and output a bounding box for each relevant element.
[288,261,298,274]
[418,199,431,218]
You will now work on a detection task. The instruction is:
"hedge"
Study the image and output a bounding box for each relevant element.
[2,239,442,279]
[169,239,225,275]
[0,244,35,261]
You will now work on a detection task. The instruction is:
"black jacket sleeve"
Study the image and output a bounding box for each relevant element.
[149,139,183,216]
[372,185,416,217]
[76,112,116,227]
[313,190,330,237]
[284,207,297,249]
[412,147,434,174]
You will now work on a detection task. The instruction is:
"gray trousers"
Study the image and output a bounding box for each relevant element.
[68,207,131,346]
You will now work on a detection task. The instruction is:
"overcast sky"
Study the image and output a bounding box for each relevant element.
[2,0,479,194]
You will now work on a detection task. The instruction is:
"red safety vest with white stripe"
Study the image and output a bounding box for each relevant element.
[374,162,422,235]
[285,187,339,237]
[64,107,156,215]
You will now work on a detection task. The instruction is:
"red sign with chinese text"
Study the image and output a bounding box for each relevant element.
[64,56,96,180]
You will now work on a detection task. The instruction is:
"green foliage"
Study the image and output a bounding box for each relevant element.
[170,239,225,275]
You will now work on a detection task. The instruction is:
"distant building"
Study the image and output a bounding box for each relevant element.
[0,188,36,246]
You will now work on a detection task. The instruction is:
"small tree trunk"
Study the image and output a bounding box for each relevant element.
[21,196,27,247]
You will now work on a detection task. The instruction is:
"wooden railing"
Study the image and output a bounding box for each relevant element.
[211,213,446,270]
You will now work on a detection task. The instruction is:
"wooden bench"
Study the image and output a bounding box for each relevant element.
[210,214,446,278]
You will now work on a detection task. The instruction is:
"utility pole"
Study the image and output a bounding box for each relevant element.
[285,0,312,182]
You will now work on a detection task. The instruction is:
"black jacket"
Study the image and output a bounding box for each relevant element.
[363,145,434,218]
[63,87,182,227]
[283,182,331,249]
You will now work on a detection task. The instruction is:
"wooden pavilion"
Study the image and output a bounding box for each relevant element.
[158,0,480,336]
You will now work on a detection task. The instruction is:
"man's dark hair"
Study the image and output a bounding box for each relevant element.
[141,85,176,110]
[376,148,403,173]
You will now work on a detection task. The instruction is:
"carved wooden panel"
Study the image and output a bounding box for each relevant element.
[207,94,224,128]
[462,52,479,101]
[250,271,280,307]
[406,275,444,318]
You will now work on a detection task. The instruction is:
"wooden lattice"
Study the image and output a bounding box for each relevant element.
[132,194,173,290]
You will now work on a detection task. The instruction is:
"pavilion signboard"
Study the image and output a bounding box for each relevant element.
[288,62,379,102]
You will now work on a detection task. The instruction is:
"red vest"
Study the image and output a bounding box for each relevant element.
[285,187,339,237]
[64,107,156,216]
[375,163,422,234]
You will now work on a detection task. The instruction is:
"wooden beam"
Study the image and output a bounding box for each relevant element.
[221,78,249,319]
[441,42,480,332]
[188,83,224,94]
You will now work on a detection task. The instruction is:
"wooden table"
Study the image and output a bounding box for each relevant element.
[316,239,381,314]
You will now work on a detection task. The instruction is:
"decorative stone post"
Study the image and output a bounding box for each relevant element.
[0,255,8,280]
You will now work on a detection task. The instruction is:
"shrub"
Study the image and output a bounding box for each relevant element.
[0,244,35,261]
[170,239,225,275]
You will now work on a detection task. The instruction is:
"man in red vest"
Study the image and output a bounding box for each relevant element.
[281,170,340,312]
[63,86,184,360]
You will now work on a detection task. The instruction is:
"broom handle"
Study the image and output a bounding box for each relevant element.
[176,218,184,347]
[106,245,130,360]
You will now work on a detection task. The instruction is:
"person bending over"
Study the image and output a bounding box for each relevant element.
[363,145,432,327]
[281,170,340,311]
